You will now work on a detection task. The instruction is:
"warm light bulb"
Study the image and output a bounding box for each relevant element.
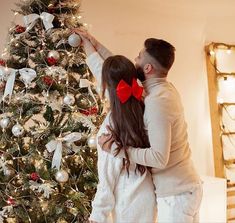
[210,50,215,56]
[227,49,231,54]
[217,96,224,104]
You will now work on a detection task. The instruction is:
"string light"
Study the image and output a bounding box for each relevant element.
[227,49,232,54]
[210,50,215,56]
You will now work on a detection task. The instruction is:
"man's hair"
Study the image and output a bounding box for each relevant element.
[144,38,175,71]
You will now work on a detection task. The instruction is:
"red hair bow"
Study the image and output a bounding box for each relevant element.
[116,79,143,103]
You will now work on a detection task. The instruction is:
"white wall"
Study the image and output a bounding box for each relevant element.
[1,0,235,176]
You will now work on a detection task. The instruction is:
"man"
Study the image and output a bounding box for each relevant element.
[74,29,202,223]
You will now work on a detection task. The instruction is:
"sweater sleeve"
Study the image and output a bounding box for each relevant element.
[89,147,122,223]
[113,97,172,169]
[86,52,104,87]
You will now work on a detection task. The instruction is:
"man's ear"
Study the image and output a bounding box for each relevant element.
[143,63,153,74]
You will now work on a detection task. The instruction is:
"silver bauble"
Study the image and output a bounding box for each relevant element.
[63,94,75,106]
[5,167,15,177]
[68,33,81,47]
[88,134,97,149]
[48,50,60,60]
[0,117,10,129]
[12,124,24,137]
[55,170,69,183]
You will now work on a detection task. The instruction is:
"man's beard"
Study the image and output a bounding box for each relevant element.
[136,66,146,82]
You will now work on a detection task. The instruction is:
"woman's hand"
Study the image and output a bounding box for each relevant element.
[89,220,98,223]
[71,28,98,49]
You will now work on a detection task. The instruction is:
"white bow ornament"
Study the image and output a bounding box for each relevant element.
[24,12,54,31]
[46,132,82,170]
[1,67,36,101]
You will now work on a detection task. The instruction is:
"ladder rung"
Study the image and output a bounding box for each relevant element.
[228,190,235,196]
[227,204,235,209]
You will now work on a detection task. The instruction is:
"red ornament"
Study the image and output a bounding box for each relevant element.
[47,57,57,66]
[0,59,6,66]
[15,25,26,34]
[30,172,40,181]
[80,107,98,116]
[48,6,55,14]
[7,197,15,205]
[42,76,54,86]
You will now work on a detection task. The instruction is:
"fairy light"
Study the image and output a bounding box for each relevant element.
[210,50,215,56]
[217,96,224,104]
[227,49,231,54]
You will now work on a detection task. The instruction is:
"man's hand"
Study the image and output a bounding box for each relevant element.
[98,133,114,153]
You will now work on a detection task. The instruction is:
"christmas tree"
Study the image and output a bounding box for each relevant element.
[0,0,103,222]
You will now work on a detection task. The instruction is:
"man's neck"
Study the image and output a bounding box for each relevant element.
[145,72,167,80]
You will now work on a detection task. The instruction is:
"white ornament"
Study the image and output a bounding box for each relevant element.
[48,50,60,60]
[55,170,69,183]
[19,68,37,85]
[68,33,81,47]
[0,117,10,129]
[88,134,97,149]
[63,94,75,106]
[12,124,24,137]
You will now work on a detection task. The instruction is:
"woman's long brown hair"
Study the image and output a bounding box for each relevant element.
[102,55,150,175]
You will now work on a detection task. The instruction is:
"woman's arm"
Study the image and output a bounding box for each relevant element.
[73,29,113,60]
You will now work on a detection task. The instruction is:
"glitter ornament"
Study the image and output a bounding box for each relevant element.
[68,33,81,47]
[63,94,75,106]
[48,50,60,60]
[12,124,24,137]
[55,169,69,183]
[0,117,10,129]
[87,134,97,149]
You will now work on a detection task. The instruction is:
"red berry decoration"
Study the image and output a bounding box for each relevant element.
[15,25,26,34]
[47,57,57,66]
[80,107,98,116]
[30,172,40,181]
[7,197,15,205]
[0,59,6,66]
[42,76,54,86]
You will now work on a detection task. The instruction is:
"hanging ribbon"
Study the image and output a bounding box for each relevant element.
[45,132,82,170]
[24,12,54,31]
[1,68,36,101]
[79,79,98,107]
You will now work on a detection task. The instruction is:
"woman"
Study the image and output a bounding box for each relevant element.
[75,30,156,223]
[90,55,156,223]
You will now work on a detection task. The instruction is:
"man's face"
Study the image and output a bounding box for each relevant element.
[134,49,146,82]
